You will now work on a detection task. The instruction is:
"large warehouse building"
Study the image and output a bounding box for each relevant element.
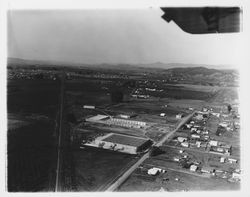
[84,133,152,154]
[85,114,147,129]
[106,118,146,128]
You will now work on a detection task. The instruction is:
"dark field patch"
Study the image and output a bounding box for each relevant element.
[7,121,57,192]
[7,79,59,191]
[111,101,187,117]
[8,80,60,116]
[149,86,215,100]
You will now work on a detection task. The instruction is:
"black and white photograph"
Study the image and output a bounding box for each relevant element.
[2,0,250,195]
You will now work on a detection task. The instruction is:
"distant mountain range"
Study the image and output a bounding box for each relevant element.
[8,57,236,71]
[8,57,238,86]
[137,62,236,70]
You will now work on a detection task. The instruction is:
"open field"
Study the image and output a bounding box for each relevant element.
[73,147,137,191]
[8,121,57,191]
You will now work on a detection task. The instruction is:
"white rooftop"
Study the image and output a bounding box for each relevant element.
[86,114,109,122]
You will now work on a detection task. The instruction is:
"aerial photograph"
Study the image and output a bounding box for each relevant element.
[7,7,242,192]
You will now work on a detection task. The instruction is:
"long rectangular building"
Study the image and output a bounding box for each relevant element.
[85,114,147,129]
[84,133,152,154]
[107,118,146,128]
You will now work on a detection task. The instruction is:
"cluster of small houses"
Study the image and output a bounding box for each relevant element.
[145,164,240,182]
[160,112,185,119]
[176,111,212,149]
[8,69,58,80]
[205,106,240,132]
[176,136,232,156]
[218,113,240,132]
[131,88,150,99]
[173,110,235,155]
[131,94,150,99]
[191,164,241,182]
[131,85,165,99]
[144,148,241,182]
[159,107,240,182]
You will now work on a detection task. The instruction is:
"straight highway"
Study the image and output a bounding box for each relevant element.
[55,71,65,192]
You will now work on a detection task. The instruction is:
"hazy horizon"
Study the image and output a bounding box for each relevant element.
[8,9,242,68]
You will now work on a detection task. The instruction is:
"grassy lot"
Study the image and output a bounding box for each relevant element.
[73,147,137,191]
[7,121,57,191]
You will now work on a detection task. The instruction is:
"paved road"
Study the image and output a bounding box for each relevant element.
[105,111,195,192]
[155,111,195,147]
[55,71,65,192]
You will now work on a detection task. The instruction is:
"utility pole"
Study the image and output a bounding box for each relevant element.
[55,70,65,192]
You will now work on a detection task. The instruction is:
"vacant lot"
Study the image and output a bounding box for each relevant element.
[8,121,57,191]
[73,147,137,191]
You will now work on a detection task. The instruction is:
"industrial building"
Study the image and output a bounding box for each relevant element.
[116,114,137,119]
[106,118,146,129]
[83,105,95,109]
[84,133,152,154]
[85,114,147,129]
[85,114,110,123]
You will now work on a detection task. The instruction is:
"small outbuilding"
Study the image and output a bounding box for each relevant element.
[190,165,198,172]
[209,140,218,146]
[177,137,187,143]
[176,114,184,119]
[83,105,95,109]
[160,113,166,117]
[147,167,166,176]
[181,142,189,148]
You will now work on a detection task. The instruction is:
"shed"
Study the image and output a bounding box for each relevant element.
[209,140,218,146]
[83,105,95,109]
[181,142,189,148]
[228,158,237,163]
[220,157,226,163]
[176,114,184,119]
[201,167,213,174]
[160,113,166,117]
[177,137,187,143]
[147,167,165,175]
[196,141,201,148]
[190,165,198,172]
[232,172,240,180]
[191,134,200,139]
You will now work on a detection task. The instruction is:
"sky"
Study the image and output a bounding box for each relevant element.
[8,9,242,66]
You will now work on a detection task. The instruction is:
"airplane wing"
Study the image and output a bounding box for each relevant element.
[161,7,241,34]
